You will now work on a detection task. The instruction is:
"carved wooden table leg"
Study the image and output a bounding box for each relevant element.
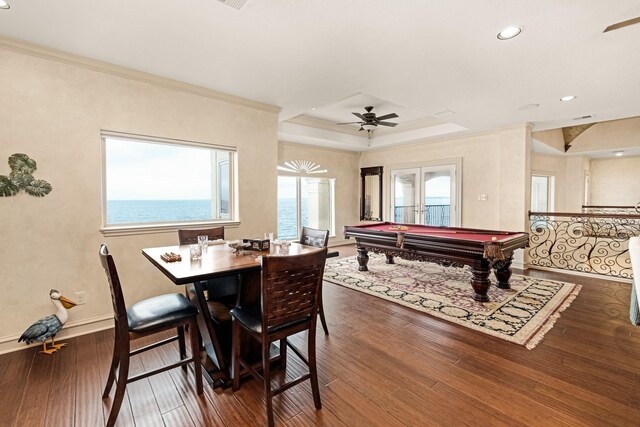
[470,260,491,302]
[493,257,513,289]
[356,247,369,271]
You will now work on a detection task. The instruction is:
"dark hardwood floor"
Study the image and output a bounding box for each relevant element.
[2,245,640,426]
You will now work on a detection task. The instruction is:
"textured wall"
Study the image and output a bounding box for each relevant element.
[0,44,279,344]
[590,157,640,206]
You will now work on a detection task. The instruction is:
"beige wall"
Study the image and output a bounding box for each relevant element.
[533,128,564,153]
[278,142,360,245]
[0,43,279,347]
[530,153,568,211]
[590,157,640,205]
[359,125,531,233]
[570,116,640,153]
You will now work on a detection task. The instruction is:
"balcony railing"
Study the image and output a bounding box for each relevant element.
[394,204,450,227]
[528,211,640,279]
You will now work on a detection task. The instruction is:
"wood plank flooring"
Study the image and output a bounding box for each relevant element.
[2,245,640,426]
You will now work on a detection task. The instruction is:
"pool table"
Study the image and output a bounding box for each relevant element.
[344,222,529,302]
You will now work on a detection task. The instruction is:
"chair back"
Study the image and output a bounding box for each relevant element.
[300,226,329,248]
[261,249,327,332]
[178,227,225,245]
[99,244,128,328]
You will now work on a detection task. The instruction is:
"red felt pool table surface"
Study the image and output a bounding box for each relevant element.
[357,223,518,242]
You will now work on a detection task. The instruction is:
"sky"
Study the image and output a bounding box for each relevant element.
[106,138,212,200]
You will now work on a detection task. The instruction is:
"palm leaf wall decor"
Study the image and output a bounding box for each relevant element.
[0,153,53,197]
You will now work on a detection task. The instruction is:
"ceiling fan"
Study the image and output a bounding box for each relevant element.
[603,16,640,32]
[337,106,399,132]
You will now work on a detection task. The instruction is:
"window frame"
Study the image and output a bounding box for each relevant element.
[100,131,239,236]
[531,172,556,212]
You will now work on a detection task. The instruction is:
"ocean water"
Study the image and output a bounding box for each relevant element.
[107,199,305,240]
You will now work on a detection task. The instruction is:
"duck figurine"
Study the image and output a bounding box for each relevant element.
[19,289,77,354]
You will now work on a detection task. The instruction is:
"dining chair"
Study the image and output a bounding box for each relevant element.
[178,227,239,365]
[230,248,327,427]
[299,226,330,335]
[99,244,202,427]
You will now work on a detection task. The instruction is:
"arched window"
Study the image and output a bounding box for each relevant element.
[277,160,334,240]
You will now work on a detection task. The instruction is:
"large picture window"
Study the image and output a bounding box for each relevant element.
[102,133,235,228]
[277,175,334,240]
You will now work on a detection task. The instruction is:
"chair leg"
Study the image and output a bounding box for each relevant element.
[279,338,287,372]
[308,323,322,410]
[102,330,120,398]
[189,318,203,395]
[318,297,330,336]
[178,325,187,372]
[231,320,241,391]
[263,341,274,427]
[106,347,130,427]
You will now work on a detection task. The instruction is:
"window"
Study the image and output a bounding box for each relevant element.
[531,174,555,212]
[277,163,334,240]
[102,132,235,228]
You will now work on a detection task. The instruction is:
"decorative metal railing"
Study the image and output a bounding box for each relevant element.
[528,211,640,279]
[394,204,451,226]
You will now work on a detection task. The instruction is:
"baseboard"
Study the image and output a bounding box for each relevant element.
[525,265,632,284]
[0,314,114,355]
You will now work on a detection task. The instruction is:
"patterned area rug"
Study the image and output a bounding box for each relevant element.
[324,254,582,349]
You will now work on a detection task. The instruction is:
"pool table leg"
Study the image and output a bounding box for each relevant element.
[470,261,491,302]
[493,257,513,289]
[356,247,369,271]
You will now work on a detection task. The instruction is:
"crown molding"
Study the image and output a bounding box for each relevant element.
[0,35,281,114]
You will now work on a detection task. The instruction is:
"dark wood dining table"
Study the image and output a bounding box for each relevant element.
[142,241,322,388]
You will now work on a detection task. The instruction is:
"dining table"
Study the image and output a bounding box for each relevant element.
[142,240,323,388]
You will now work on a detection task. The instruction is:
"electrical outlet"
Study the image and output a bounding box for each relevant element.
[75,291,87,305]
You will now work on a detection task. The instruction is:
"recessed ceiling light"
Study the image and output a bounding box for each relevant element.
[497,26,522,40]
[614,151,624,157]
[311,107,317,111]
[560,95,576,102]
[0,1,10,9]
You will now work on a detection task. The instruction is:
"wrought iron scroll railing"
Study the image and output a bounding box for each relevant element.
[394,204,451,226]
[528,211,640,279]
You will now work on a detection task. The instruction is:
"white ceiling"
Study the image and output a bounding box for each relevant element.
[1,0,640,151]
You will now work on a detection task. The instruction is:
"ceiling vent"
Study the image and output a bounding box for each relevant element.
[217,0,248,10]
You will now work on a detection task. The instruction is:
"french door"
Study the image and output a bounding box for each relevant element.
[390,164,458,226]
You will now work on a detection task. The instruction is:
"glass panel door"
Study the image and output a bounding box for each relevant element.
[422,166,455,226]
[391,168,420,223]
[390,163,458,226]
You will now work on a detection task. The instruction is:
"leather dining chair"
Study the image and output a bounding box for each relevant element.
[230,248,327,427]
[299,226,330,335]
[178,227,239,364]
[99,244,202,427]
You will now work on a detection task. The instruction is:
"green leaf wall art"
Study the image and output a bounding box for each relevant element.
[0,153,53,197]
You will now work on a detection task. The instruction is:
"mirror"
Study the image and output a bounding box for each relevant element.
[361,166,383,221]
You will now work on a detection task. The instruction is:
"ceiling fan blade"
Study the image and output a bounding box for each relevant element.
[352,112,366,120]
[337,121,363,125]
[377,121,398,127]
[375,113,399,121]
[604,16,640,32]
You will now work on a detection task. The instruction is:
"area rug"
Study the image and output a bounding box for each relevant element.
[324,254,582,349]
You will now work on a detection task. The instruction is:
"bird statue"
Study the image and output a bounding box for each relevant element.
[18,289,77,354]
